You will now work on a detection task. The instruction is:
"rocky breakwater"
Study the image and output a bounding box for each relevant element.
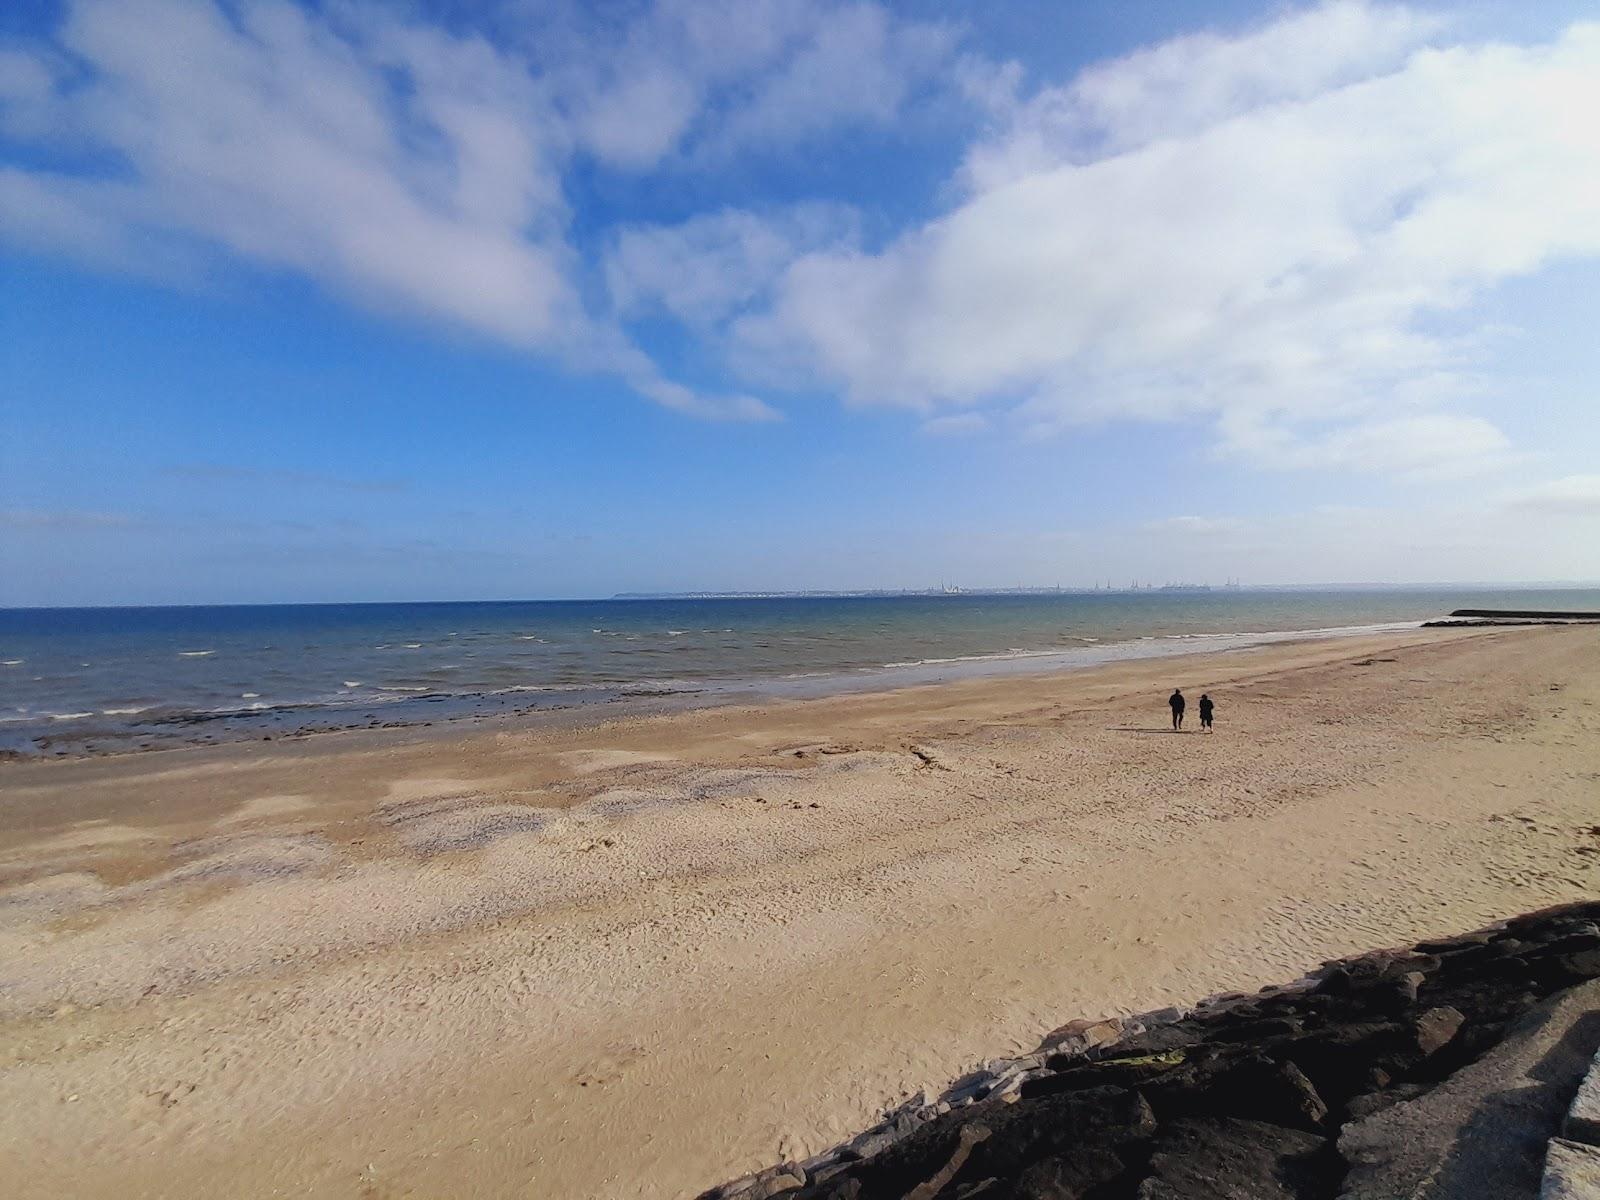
[1423,609,1600,627]
[700,902,1600,1199]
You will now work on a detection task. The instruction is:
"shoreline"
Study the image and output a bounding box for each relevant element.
[5,617,1428,761]
[2,624,1597,1198]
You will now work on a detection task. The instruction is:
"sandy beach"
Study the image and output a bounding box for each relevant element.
[1,623,1596,1198]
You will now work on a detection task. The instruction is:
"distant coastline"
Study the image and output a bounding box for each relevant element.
[611,582,1600,600]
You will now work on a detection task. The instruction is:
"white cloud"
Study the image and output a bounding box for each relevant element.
[741,4,1600,472]
[700,2,954,157]
[1503,474,1600,515]
[3,0,574,343]
[529,0,952,166]
[959,1,1441,188]
[606,204,858,326]
[0,0,949,423]
[574,65,700,169]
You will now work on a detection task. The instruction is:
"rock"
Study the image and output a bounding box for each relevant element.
[845,1123,899,1160]
[1338,978,1600,1200]
[842,1093,936,1159]
[1542,1138,1600,1199]
[1042,1017,1121,1054]
[887,1090,930,1121]
[1415,929,1495,953]
[1412,1006,1466,1056]
[1203,990,1255,1008]
[798,1151,841,1179]
[1566,1049,1600,1147]
[1014,1147,1127,1198]
[700,1174,757,1199]
[1550,931,1600,957]
[811,1178,861,1200]
[1432,938,1523,975]
[901,1122,990,1200]
[1343,1082,1429,1123]
[1314,956,1439,1015]
[1136,1117,1329,1199]
[1205,1055,1329,1132]
[944,1076,994,1107]
[1115,1018,1148,1043]
[845,1086,1152,1197]
[1209,1017,1307,1044]
[708,1165,806,1200]
[806,1160,853,1188]
[1083,1021,1205,1062]
[1274,1023,1413,1107]
[749,1171,804,1198]
[1501,904,1596,938]
[1553,949,1600,984]
[1398,971,1427,1002]
[987,1068,1052,1104]
[1141,1006,1187,1026]
[970,1087,1155,1180]
[1025,1048,1194,1102]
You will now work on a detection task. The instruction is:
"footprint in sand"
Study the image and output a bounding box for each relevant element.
[142,1081,198,1110]
[572,1042,648,1090]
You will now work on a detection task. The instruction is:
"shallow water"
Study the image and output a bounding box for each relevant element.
[2,588,1595,756]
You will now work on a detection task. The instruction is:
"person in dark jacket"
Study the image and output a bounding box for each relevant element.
[1169,688,1186,730]
[1199,693,1214,732]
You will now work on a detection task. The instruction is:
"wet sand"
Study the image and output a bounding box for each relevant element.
[1,624,1596,1198]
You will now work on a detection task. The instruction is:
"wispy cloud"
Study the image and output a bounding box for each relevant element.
[606,203,858,327]
[0,0,950,423]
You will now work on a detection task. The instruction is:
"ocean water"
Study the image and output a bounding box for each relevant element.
[2,589,1595,756]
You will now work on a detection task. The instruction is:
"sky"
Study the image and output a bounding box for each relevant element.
[2,0,1598,605]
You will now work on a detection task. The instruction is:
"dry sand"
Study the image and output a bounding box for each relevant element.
[1,624,1596,1198]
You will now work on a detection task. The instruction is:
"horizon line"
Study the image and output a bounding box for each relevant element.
[5,580,1600,611]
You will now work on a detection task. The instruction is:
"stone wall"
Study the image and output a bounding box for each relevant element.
[699,901,1600,1200]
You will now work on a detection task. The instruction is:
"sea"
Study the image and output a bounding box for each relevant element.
[2,588,1595,757]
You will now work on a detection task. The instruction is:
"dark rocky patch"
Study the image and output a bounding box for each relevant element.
[699,902,1600,1200]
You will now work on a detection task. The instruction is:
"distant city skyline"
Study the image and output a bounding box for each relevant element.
[4,1,1599,606]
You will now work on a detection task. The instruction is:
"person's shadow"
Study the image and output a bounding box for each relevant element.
[1107,726,1197,734]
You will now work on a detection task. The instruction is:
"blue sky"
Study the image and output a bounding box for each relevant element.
[2,0,1598,605]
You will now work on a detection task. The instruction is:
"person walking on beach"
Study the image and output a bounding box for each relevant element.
[1199,693,1214,732]
[1169,688,1186,731]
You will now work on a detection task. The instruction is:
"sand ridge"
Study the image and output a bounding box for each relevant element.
[0,625,1596,1197]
